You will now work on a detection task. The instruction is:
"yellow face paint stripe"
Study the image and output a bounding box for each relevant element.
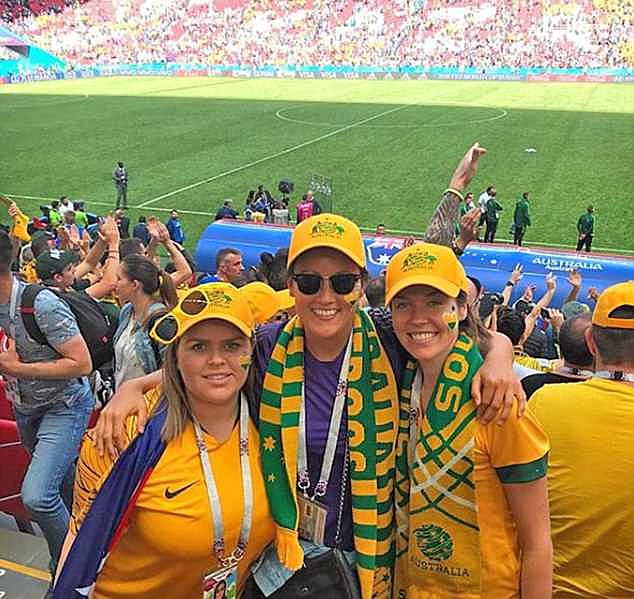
[0,557,51,582]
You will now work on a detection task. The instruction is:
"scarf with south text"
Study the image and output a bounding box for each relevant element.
[259,309,398,599]
[394,334,484,597]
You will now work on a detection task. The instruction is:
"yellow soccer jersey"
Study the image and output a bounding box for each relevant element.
[71,388,275,598]
[473,402,549,598]
[531,379,634,598]
[404,402,549,599]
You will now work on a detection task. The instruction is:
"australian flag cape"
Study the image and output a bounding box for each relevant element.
[53,405,168,598]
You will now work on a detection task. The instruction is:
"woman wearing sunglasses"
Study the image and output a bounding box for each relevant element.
[53,283,275,598]
[385,243,552,598]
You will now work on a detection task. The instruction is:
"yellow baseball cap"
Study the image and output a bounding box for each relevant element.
[287,214,365,269]
[151,283,255,344]
[385,242,468,305]
[275,289,295,311]
[592,281,634,329]
[239,282,280,325]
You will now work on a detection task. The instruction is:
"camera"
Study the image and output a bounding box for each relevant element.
[479,292,504,321]
[278,178,294,195]
[490,292,504,305]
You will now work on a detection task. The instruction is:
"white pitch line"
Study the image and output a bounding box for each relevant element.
[136,102,413,209]
[275,106,508,129]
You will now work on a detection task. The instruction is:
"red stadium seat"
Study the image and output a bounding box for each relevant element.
[0,377,100,533]
[0,385,33,532]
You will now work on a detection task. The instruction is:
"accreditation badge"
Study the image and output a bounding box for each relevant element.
[297,494,328,545]
[202,565,237,599]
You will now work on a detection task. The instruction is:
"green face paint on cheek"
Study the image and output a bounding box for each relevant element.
[443,311,459,331]
[239,355,252,371]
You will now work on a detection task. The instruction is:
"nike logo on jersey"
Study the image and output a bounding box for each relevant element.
[164,481,197,499]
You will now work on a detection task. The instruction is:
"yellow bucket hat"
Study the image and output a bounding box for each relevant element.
[151,283,255,344]
[385,242,468,305]
[287,214,365,269]
[239,282,280,325]
[592,281,634,329]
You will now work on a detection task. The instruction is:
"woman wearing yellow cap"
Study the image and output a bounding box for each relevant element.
[385,243,552,598]
[53,283,274,599]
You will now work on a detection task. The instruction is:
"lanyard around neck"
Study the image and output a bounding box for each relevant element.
[408,369,423,465]
[193,393,252,568]
[298,334,353,499]
[558,366,594,379]
[594,370,634,383]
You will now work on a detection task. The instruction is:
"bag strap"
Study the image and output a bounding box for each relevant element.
[20,284,49,347]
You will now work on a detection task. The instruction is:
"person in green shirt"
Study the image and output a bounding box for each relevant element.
[576,205,595,252]
[48,200,62,230]
[74,201,89,229]
[513,192,532,246]
[484,191,503,243]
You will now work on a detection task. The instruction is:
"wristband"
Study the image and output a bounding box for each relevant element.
[451,239,464,257]
[505,281,515,287]
[445,188,465,202]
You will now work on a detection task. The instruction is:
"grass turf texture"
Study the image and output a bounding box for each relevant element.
[2,76,633,254]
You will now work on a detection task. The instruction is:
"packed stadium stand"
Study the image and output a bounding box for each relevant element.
[6,0,634,68]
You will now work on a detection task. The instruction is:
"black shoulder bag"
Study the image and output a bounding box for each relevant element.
[246,447,361,599]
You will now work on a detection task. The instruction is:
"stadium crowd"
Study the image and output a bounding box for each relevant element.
[0,144,632,599]
[7,0,634,69]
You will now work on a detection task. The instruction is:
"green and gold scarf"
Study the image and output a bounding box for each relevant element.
[259,309,398,599]
[394,334,483,598]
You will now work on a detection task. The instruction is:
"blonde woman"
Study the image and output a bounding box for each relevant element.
[54,283,275,598]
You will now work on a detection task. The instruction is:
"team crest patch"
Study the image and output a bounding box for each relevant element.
[415,525,454,561]
[207,289,233,307]
[311,220,345,239]
[402,249,437,271]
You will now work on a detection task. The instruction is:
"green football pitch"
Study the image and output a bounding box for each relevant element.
[1,76,633,254]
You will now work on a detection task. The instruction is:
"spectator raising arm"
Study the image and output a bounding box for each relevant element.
[502,264,524,306]
[155,222,192,287]
[587,286,600,304]
[424,142,487,247]
[522,273,557,345]
[563,269,582,305]
[84,216,121,299]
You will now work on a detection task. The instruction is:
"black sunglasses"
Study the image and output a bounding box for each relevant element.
[292,273,361,296]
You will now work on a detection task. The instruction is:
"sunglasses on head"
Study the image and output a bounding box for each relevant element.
[152,288,239,344]
[291,273,362,296]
